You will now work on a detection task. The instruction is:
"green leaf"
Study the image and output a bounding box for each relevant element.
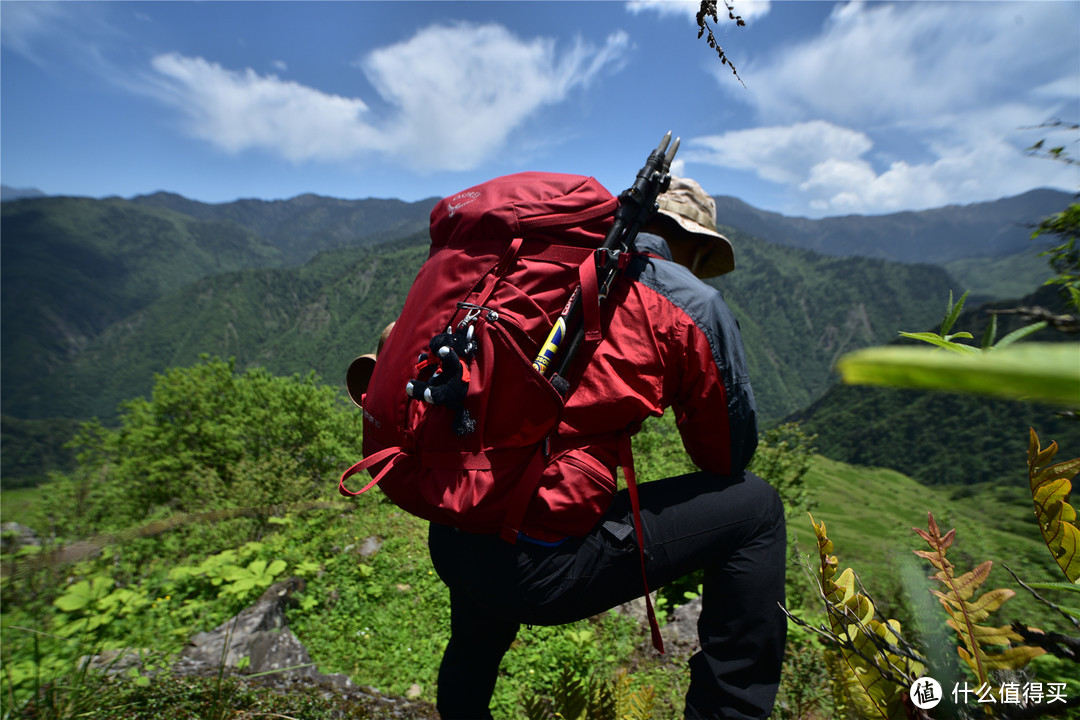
[1029,429,1080,583]
[265,559,287,579]
[1025,581,1080,593]
[981,314,998,349]
[992,321,1049,350]
[940,290,969,336]
[898,331,979,354]
[836,343,1080,406]
[54,576,112,613]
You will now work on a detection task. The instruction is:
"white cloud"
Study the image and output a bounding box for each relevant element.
[626,0,771,23]
[696,1,1080,215]
[1,1,119,71]
[149,54,383,163]
[733,1,1077,124]
[689,119,1078,216]
[144,23,628,171]
[361,23,629,170]
[689,121,871,186]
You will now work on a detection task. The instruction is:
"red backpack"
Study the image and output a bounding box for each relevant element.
[339,172,620,542]
[340,169,670,652]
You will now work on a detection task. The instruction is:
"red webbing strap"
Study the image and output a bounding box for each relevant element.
[470,237,524,311]
[498,444,548,544]
[579,250,602,342]
[338,446,404,497]
[618,431,665,654]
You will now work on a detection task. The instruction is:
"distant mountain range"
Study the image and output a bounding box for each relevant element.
[1,185,1074,487]
[713,188,1069,263]
[1,185,47,201]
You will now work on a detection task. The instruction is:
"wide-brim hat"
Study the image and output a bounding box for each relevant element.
[346,321,396,407]
[655,176,735,278]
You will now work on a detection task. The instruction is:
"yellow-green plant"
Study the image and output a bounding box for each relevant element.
[912,513,1046,689]
[522,666,655,720]
[1028,428,1080,584]
[808,515,923,720]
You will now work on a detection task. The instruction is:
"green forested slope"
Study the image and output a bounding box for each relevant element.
[16,228,956,425]
[794,284,1080,485]
[944,246,1054,303]
[1,196,285,414]
[130,191,435,264]
[3,189,1062,491]
[715,229,952,420]
[37,237,428,421]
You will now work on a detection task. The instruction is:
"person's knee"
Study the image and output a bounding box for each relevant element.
[740,471,785,535]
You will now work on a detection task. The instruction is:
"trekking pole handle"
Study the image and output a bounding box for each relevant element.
[532,132,680,387]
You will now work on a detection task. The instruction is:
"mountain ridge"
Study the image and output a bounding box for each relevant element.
[1,186,1072,488]
[713,187,1069,264]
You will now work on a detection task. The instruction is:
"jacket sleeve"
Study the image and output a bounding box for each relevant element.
[670,289,758,476]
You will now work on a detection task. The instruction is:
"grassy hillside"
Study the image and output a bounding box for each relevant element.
[2,448,1072,718]
[800,455,1065,626]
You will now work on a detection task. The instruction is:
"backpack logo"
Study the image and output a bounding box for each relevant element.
[447,191,481,217]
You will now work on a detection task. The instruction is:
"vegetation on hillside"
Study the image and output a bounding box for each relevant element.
[3,347,1077,718]
[798,283,1080,485]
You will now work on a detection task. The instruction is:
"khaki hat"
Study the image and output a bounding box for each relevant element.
[654,176,735,278]
[346,321,396,407]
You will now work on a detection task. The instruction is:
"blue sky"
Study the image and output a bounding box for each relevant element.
[2,1,1077,218]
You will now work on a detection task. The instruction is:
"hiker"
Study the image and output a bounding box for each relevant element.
[426,176,786,720]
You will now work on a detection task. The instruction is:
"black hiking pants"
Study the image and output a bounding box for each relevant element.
[428,470,787,720]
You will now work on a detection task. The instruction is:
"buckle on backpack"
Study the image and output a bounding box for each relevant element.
[456,302,499,327]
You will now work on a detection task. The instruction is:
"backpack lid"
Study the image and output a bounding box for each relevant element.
[430,172,617,249]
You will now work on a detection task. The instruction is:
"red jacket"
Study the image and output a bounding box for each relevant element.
[523,233,758,541]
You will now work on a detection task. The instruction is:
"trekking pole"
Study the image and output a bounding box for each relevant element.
[532,132,680,394]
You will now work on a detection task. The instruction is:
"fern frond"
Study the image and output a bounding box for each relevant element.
[553,666,588,720]
[612,667,655,720]
[523,694,553,720]
[913,512,1046,685]
[811,514,921,720]
[1028,428,1080,583]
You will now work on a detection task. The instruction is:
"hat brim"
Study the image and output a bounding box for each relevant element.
[655,210,735,278]
[346,354,377,408]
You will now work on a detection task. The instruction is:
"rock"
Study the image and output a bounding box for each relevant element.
[176,577,311,676]
[1,522,40,553]
[666,596,703,651]
[616,592,702,657]
[88,575,441,718]
[358,536,382,557]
